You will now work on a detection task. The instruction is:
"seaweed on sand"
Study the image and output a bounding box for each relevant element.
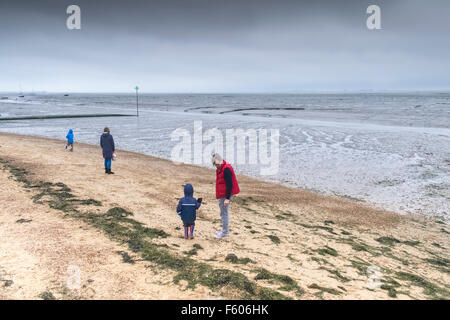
[225,253,254,265]
[267,235,281,244]
[254,269,304,296]
[117,251,135,264]
[307,283,341,297]
[314,246,338,257]
[0,160,291,300]
[395,272,449,299]
[38,291,56,300]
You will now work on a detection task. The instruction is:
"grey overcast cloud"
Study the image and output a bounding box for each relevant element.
[0,0,449,93]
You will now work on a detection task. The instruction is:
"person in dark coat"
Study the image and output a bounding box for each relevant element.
[100,127,115,174]
[176,184,202,239]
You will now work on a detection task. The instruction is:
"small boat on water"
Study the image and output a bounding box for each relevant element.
[64,94,69,96]
[1,97,8,100]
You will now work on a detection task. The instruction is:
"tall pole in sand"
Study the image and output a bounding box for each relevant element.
[135,86,139,117]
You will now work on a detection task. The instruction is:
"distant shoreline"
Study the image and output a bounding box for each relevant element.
[1,90,450,95]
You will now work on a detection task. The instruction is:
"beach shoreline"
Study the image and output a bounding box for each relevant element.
[0,132,448,300]
[2,92,449,219]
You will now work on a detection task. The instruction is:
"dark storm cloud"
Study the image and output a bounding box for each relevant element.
[0,0,449,92]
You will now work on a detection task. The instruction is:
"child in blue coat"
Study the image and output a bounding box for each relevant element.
[176,184,202,239]
[66,129,74,152]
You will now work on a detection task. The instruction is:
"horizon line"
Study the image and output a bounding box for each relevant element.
[1,89,450,95]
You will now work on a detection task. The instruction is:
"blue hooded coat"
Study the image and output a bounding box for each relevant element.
[100,132,115,159]
[66,129,74,143]
[176,184,201,224]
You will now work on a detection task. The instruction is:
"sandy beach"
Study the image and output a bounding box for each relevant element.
[0,132,448,300]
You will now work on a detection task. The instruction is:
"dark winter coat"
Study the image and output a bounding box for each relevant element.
[100,132,115,159]
[176,184,201,224]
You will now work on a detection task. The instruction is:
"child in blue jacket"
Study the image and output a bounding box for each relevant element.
[66,129,74,152]
[176,184,202,239]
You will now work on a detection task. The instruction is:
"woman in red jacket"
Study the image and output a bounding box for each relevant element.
[212,153,240,239]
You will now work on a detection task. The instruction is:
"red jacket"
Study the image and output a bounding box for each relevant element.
[216,161,240,199]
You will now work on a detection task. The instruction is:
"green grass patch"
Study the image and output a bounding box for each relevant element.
[380,277,401,298]
[83,210,288,299]
[311,256,334,266]
[337,237,385,256]
[279,211,294,218]
[349,259,371,276]
[234,196,264,205]
[184,248,199,256]
[117,251,135,264]
[225,253,254,265]
[233,197,264,214]
[424,257,450,274]
[314,246,338,257]
[351,243,370,252]
[287,254,297,262]
[1,279,13,287]
[308,283,341,296]
[380,285,398,298]
[274,211,295,220]
[376,237,401,246]
[268,235,281,244]
[254,269,304,296]
[395,272,449,299]
[0,159,101,213]
[184,244,203,256]
[402,240,420,247]
[376,237,420,247]
[383,251,410,266]
[0,159,299,300]
[424,257,449,267]
[298,223,337,235]
[325,268,350,282]
[79,199,102,206]
[38,291,56,300]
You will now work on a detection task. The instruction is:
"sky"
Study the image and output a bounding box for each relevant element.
[0,0,449,93]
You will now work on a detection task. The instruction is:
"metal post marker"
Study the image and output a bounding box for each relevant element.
[135,86,139,117]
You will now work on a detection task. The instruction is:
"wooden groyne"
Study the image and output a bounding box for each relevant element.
[0,114,134,121]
